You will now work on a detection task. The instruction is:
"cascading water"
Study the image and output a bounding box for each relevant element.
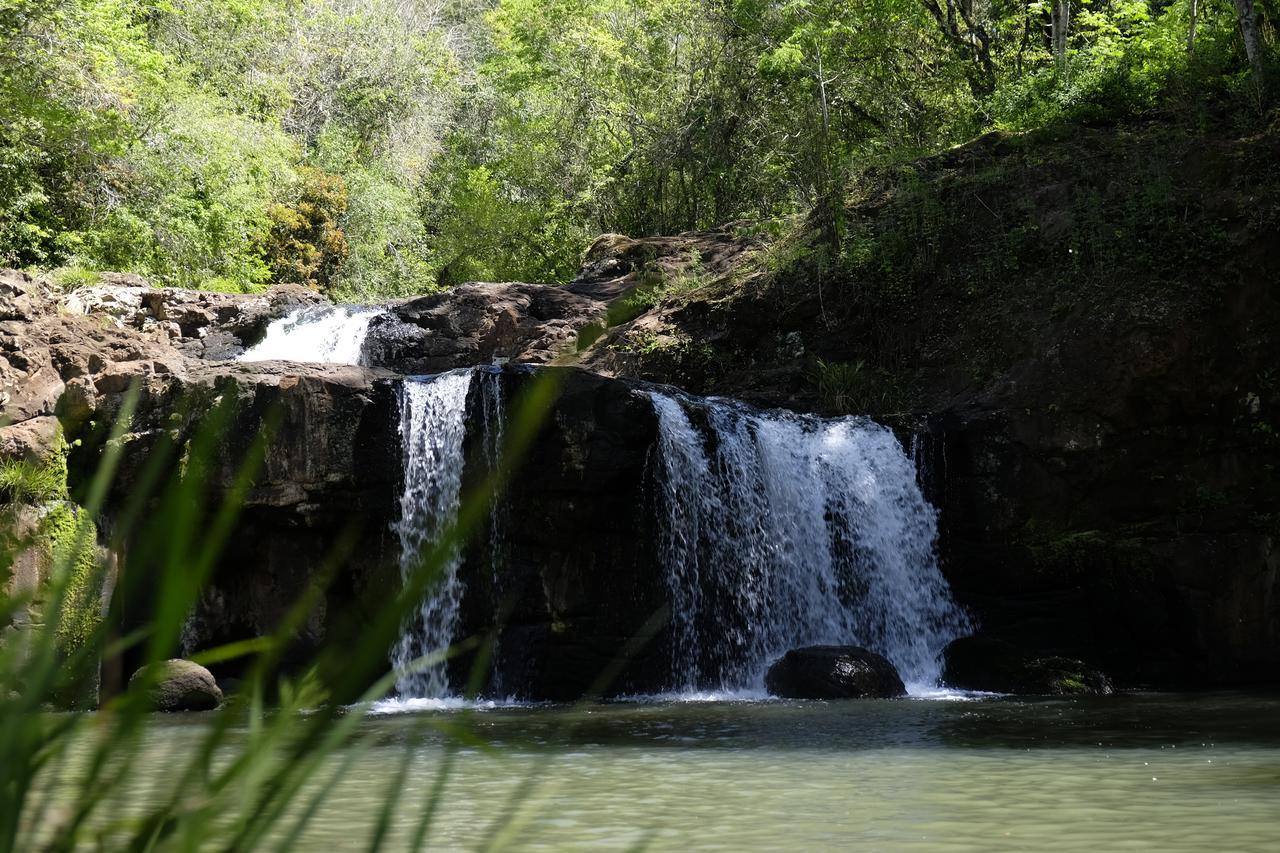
[238,304,380,365]
[477,368,509,696]
[646,390,970,694]
[389,367,507,700]
[390,370,474,698]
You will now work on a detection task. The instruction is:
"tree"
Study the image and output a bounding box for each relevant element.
[1233,0,1267,91]
[920,0,998,97]
[1052,0,1071,76]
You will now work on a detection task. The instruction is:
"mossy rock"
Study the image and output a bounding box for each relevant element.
[129,659,224,712]
[942,636,1113,695]
[40,502,108,709]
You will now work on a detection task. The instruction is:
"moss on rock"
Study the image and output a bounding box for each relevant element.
[36,501,106,708]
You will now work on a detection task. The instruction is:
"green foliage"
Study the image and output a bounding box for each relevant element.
[329,166,440,300]
[0,459,68,505]
[264,166,350,291]
[40,503,103,670]
[0,431,70,504]
[48,266,102,290]
[809,358,906,414]
[618,249,712,314]
[0,0,1275,299]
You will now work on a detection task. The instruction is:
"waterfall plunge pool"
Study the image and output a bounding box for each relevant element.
[43,691,1280,850]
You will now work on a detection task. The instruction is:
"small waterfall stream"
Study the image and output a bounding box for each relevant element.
[646,390,970,693]
[390,368,506,700]
[390,370,473,698]
[238,304,380,364]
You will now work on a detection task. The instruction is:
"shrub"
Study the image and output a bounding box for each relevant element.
[263,166,351,291]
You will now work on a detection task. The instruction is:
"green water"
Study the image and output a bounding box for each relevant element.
[44,692,1280,850]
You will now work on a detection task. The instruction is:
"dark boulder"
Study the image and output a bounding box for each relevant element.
[129,659,224,711]
[942,636,1113,695]
[764,645,906,699]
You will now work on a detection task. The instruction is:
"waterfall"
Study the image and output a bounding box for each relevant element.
[391,370,473,698]
[238,305,379,365]
[390,367,506,700]
[646,390,969,693]
[477,368,509,696]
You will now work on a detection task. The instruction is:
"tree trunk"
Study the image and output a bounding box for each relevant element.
[1189,0,1199,54]
[1052,0,1071,78]
[1234,0,1266,89]
[812,45,839,254]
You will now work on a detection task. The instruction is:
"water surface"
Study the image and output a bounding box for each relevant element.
[48,692,1280,851]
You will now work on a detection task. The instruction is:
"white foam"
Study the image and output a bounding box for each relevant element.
[239,305,379,365]
[613,689,776,704]
[367,696,531,715]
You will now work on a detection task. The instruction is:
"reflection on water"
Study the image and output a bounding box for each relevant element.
[45,692,1280,850]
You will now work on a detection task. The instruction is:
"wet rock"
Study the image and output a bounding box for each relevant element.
[764,645,907,699]
[453,367,666,700]
[129,659,223,711]
[364,282,605,373]
[942,636,1113,695]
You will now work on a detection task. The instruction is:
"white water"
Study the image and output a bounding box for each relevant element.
[238,305,379,364]
[646,390,970,694]
[367,696,527,715]
[391,370,474,698]
[477,368,509,696]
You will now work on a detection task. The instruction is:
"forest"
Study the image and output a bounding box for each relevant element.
[2,0,1274,299]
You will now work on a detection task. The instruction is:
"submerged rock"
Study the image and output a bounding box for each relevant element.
[129,659,224,711]
[764,646,907,699]
[942,636,1113,695]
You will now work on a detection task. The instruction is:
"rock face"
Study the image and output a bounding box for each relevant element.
[95,358,669,701]
[942,637,1113,695]
[129,659,223,711]
[103,359,403,691]
[451,368,667,699]
[0,271,395,703]
[765,646,907,699]
[364,282,606,373]
[1,266,686,703]
[63,280,322,360]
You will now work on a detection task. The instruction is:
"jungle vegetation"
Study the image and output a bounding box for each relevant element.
[0,0,1275,298]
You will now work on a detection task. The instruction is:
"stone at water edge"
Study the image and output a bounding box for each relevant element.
[941,636,1114,695]
[764,646,907,699]
[129,659,224,711]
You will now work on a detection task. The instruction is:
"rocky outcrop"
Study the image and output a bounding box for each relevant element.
[103,362,669,701]
[451,368,667,699]
[102,358,403,691]
[0,272,391,703]
[364,282,606,373]
[942,636,1113,695]
[63,280,322,360]
[129,659,223,711]
[764,646,906,699]
[2,267,684,703]
[1,270,315,447]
